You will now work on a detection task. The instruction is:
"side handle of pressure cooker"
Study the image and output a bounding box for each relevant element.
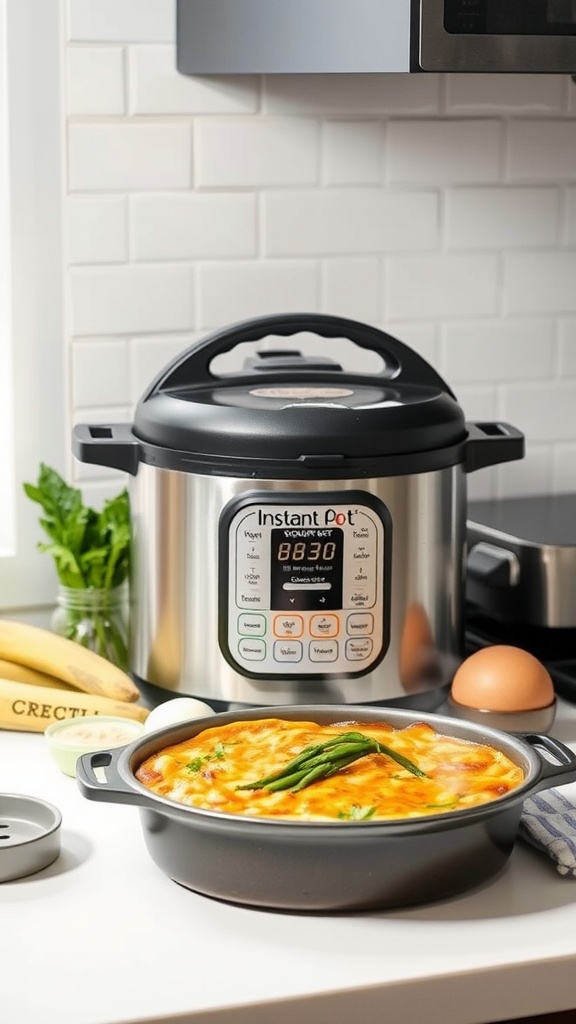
[523,734,576,793]
[76,748,152,808]
[145,312,456,397]
[464,422,525,473]
[72,423,140,476]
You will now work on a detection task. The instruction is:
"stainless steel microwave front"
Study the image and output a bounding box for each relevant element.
[420,0,576,73]
[176,0,576,75]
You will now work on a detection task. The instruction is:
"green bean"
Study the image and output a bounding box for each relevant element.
[237,730,425,793]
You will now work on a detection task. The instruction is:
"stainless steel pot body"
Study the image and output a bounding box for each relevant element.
[76,705,576,911]
[129,463,466,708]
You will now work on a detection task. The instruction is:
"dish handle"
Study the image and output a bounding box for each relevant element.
[523,734,576,793]
[76,748,152,807]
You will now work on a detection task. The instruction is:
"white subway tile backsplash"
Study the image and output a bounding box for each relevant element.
[195,119,318,188]
[66,47,125,116]
[387,120,502,185]
[59,27,576,503]
[441,321,556,383]
[70,265,194,336]
[66,196,128,265]
[263,189,438,256]
[197,261,318,328]
[131,193,257,261]
[553,444,576,491]
[69,122,192,191]
[129,47,259,115]
[564,186,576,244]
[322,121,385,186]
[321,258,382,323]
[68,0,174,42]
[445,75,567,116]
[558,320,576,374]
[263,74,441,116]
[502,381,576,442]
[130,334,197,401]
[386,255,498,321]
[504,252,576,313]
[445,187,559,250]
[507,120,576,181]
[454,384,499,423]
[71,339,130,407]
[495,446,554,499]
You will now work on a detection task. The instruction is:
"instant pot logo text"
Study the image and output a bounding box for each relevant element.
[257,508,356,527]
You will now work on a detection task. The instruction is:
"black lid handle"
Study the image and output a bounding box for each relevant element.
[143,313,455,398]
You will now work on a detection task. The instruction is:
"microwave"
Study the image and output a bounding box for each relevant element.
[176,0,576,75]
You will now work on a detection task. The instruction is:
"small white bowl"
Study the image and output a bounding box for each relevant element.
[45,715,145,777]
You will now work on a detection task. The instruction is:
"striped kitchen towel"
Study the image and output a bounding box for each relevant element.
[519,789,576,877]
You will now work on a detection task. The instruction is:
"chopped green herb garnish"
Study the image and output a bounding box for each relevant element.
[186,744,231,773]
[337,805,377,821]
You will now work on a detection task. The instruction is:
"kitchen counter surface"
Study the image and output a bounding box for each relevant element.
[4,701,576,1024]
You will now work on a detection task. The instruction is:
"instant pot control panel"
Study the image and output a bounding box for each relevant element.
[218,493,391,679]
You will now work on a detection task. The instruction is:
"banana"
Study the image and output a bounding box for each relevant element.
[0,677,148,732]
[0,657,75,690]
[0,620,140,703]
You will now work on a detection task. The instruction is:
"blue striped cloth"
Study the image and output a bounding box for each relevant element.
[519,790,576,877]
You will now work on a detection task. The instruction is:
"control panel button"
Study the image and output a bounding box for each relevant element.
[310,614,339,638]
[238,613,266,636]
[273,640,303,663]
[273,614,304,638]
[345,637,373,661]
[238,638,266,661]
[309,640,338,662]
[346,612,374,635]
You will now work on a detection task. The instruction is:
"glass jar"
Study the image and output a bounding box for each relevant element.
[51,581,129,671]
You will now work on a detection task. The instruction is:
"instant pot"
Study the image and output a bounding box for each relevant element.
[73,314,524,709]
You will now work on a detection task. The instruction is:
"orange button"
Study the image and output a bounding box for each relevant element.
[310,614,339,638]
[273,614,304,638]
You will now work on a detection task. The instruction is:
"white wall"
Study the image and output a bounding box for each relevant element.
[65,0,576,506]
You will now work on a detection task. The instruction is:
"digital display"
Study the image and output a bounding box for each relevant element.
[276,539,338,562]
[444,0,576,34]
[270,528,344,611]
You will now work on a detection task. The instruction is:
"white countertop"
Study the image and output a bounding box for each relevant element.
[4,702,576,1024]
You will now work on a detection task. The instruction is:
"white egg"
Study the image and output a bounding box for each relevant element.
[144,696,216,733]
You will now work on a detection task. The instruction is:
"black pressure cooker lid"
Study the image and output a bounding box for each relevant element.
[132,314,467,474]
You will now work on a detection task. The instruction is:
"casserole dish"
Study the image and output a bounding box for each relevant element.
[76,705,576,912]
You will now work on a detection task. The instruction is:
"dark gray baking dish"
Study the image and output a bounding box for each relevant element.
[76,705,576,911]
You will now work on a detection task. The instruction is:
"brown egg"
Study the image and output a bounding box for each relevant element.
[450,645,554,712]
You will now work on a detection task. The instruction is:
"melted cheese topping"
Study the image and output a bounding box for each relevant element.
[135,718,524,821]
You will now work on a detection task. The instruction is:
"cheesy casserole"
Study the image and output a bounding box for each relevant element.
[135,718,524,821]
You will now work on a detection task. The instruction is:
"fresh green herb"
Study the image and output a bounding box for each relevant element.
[186,744,230,773]
[237,731,425,794]
[23,463,131,669]
[337,805,377,821]
[23,463,130,589]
